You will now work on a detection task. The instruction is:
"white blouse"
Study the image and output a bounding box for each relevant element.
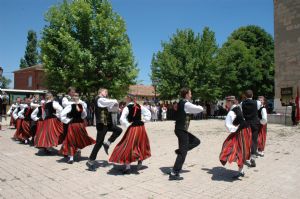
[60,104,87,124]
[120,103,151,128]
[225,105,239,133]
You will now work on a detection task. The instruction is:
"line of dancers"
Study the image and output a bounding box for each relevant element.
[7,87,267,180]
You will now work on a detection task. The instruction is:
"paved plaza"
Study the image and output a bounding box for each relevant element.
[0,120,299,199]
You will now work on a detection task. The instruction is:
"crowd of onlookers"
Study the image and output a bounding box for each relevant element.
[139,101,228,122]
[5,92,298,126]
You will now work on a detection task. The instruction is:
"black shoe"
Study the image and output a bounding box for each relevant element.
[250,159,256,167]
[169,173,183,181]
[103,143,109,155]
[75,150,81,161]
[29,139,34,146]
[122,168,131,175]
[86,160,96,171]
[232,172,245,179]
[175,149,180,154]
[137,161,143,170]
[67,160,74,164]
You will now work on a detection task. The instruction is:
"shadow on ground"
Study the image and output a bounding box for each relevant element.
[107,164,148,176]
[202,167,241,182]
[159,167,190,175]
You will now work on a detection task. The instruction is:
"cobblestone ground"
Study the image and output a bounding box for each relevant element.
[0,120,299,199]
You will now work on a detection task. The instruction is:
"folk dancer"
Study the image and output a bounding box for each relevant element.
[257,96,268,157]
[109,95,151,174]
[241,90,261,167]
[34,92,63,154]
[219,96,252,179]
[60,93,95,164]
[86,88,122,171]
[169,88,203,181]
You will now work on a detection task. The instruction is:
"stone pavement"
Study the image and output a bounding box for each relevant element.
[0,120,299,199]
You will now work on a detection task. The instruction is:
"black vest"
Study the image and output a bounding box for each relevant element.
[127,103,144,126]
[232,106,248,131]
[242,99,259,123]
[175,99,192,131]
[37,107,42,119]
[67,104,84,123]
[23,107,33,121]
[44,102,56,119]
[94,96,111,125]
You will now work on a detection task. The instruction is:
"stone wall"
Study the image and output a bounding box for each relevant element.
[274,0,300,114]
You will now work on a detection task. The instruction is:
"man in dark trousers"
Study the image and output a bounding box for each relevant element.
[86,88,122,171]
[169,88,203,180]
[241,90,261,167]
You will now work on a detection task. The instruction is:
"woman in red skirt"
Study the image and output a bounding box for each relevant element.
[60,93,95,164]
[219,96,252,179]
[257,96,268,157]
[7,100,19,129]
[34,92,63,153]
[17,98,33,144]
[109,95,151,174]
[31,100,45,147]
[12,99,25,141]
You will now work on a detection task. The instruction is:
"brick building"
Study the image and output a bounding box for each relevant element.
[14,64,46,90]
[128,84,158,102]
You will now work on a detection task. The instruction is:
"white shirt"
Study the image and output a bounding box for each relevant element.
[17,104,29,119]
[46,100,63,118]
[12,104,26,120]
[60,104,87,124]
[120,103,152,128]
[62,96,87,110]
[7,103,17,115]
[12,106,20,120]
[97,96,118,111]
[260,107,268,125]
[184,101,203,114]
[62,96,73,108]
[225,105,239,133]
[31,107,40,121]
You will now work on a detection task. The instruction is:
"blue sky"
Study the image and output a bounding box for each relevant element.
[0,0,274,88]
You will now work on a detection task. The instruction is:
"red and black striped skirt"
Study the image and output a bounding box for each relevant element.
[13,119,23,140]
[19,120,31,141]
[34,118,63,148]
[10,114,16,127]
[219,127,252,168]
[109,125,151,164]
[257,124,267,152]
[60,122,95,156]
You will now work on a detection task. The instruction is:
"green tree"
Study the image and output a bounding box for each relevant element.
[20,30,39,68]
[216,25,274,99]
[151,27,220,100]
[0,76,11,89]
[40,0,138,98]
[193,27,220,101]
[19,58,27,68]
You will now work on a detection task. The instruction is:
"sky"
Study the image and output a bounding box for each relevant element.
[0,0,274,88]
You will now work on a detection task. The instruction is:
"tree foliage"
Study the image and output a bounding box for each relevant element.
[151,25,274,101]
[0,76,11,89]
[216,25,274,99]
[151,27,220,100]
[20,30,39,68]
[40,0,138,98]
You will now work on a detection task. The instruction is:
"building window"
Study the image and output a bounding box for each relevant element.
[28,76,32,87]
